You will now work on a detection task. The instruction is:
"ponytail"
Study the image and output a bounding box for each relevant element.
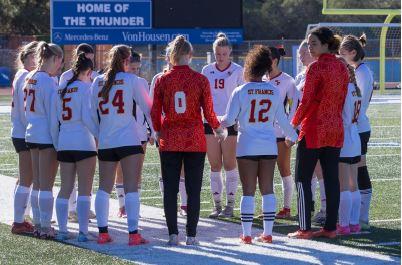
[35,41,63,67]
[340,34,367,61]
[15,41,39,69]
[269,46,286,64]
[213,32,232,52]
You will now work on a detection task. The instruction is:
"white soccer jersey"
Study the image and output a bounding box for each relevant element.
[294,71,306,104]
[90,72,153,149]
[265,72,298,138]
[340,83,362,158]
[50,80,97,151]
[221,82,298,157]
[201,62,244,116]
[11,69,29,138]
[149,71,164,101]
[25,71,58,144]
[134,77,150,142]
[59,69,99,88]
[355,63,374,133]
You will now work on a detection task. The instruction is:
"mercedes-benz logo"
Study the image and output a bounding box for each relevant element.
[53,32,63,42]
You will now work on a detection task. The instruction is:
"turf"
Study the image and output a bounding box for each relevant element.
[0,91,400,258]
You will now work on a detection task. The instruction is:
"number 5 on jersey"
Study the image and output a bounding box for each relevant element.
[174,91,186,114]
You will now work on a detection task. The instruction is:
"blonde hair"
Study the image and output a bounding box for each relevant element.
[35,41,63,67]
[213,32,231,53]
[167,35,192,65]
[101,45,131,99]
[15,41,39,69]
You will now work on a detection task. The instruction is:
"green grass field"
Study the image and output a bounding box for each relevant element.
[0,90,400,262]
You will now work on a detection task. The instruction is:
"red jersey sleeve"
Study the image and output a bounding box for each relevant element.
[150,77,163,132]
[292,62,320,126]
[200,76,220,129]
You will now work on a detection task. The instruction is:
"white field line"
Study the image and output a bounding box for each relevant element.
[370,219,401,223]
[372,126,400,128]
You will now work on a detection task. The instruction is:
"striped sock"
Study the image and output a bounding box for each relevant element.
[262,194,276,236]
[240,196,255,237]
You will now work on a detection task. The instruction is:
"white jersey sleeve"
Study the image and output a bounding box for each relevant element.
[355,64,374,133]
[49,92,60,149]
[275,100,298,143]
[11,69,29,138]
[286,78,298,122]
[81,85,98,139]
[132,76,154,135]
[150,72,164,101]
[220,87,241,128]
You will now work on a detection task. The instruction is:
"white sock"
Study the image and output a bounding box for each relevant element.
[179,176,187,207]
[159,178,164,195]
[25,193,32,217]
[350,190,361,225]
[68,184,77,213]
[77,196,91,234]
[115,184,125,208]
[240,196,255,237]
[210,171,223,208]
[95,190,110,228]
[319,179,326,212]
[311,175,318,203]
[30,190,40,225]
[225,169,239,207]
[14,185,30,223]
[360,189,372,224]
[56,198,69,233]
[262,194,276,236]
[125,192,140,232]
[339,191,352,227]
[282,176,293,209]
[39,190,54,228]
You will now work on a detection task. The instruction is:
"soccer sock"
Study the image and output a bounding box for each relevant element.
[115,184,125,209]
[358,166,372,224]
[125,192,140,233]
[56,198,69,233]
[210,171,223,208]
[311,175,318,204]
[338,191,352,227]
[262,194,276,236]
[14,185,30,223]
[282,175,293,209]
[24,191,32,217]
[95,190,110,229]
[225,169,239,208]
[39,190,54,228]
[68,183,77,213]
[318,179,326,212]
[350,190,361,226]
[179,176,187,207]
[159,178,164,196]
[77,196,91,235]
[240,196,255,237]
[30,190,40,225]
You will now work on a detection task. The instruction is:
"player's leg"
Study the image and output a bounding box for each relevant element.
[206,134,223,218]
[337,162,352,235]
[313,161,326,225]
[29,147,41,236]
[220,134,238,218]
[357,131,371,229]
[276,141,293,219]
[115,163,125,217]
[349,161,361,233]
[237,157,258,244]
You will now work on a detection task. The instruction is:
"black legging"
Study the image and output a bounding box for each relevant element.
[160,151,205,237]
[295,138,340,231]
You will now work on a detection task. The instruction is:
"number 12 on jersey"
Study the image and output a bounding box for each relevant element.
[249,99,272,123]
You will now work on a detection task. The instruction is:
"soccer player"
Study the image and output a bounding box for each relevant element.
[221,45,297,244]
[11,41,38,234]
[288,27,348,239]
[202,33,244,218]
[151,35,226,246]
[336,58,362,235]
[264,46,298,219]
[339,34,374,230]
[25,42,64,239]
[51,53,98,242]
[59,43,97,222]
[91,45,152,246]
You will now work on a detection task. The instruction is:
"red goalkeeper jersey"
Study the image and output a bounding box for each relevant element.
[151,65,220,152]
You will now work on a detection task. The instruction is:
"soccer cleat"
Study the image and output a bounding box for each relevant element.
[33,224,41,238]
[312,228,336,239]
[11,221,34,235]
[39,227,56,240]
[287,230,313,239]
[167,234,180,246]
[254,234,272,243]
[186,236,199,246]
[68,211,78,223]
[89,210,96,219]
[128,233,149,246]
[349,224,361,233]
[77,232,88,242]
[239,235,252,244]
[208,206,222,219]
[55,231,70,241]
[359,221,370,231]
[218,205,234,218]
[179,206,187,217]
[118,207,127,218]
[97,232,113,244]
[276,208,291,219]
[312,210,326,225]
[336,225,351,236]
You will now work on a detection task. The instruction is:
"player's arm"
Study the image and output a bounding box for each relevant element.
[82,86,99,139]
[133,77,154,134]
[288,80,298,121]
[49,92,60,150]
[89,79,100,130]
[275,99,298,143]
[200,77,220,129]
[220,87,241,128]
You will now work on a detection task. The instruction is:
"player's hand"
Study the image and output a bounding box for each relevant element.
[213,126,228,143]
[285,138,295,147]
[154,132,160,144]
[149,137,155,145]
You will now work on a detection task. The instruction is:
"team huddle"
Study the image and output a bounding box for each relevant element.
[10,26,374,246]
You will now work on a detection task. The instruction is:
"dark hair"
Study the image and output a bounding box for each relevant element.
[337,56,361,97]
[35,41,63,67]
[310,27,342,54]
[340,34,367,61]
[71,43,94,67]
[269,46,286,64]
[61,52,93,99]
[244,45,273,81]
[130,49,141,63]
[101,45,131,99]
[16,41,39,69]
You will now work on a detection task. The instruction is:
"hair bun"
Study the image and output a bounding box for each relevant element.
[217,32,227,39]
[277,46,286,56]
[359,33,367,47]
